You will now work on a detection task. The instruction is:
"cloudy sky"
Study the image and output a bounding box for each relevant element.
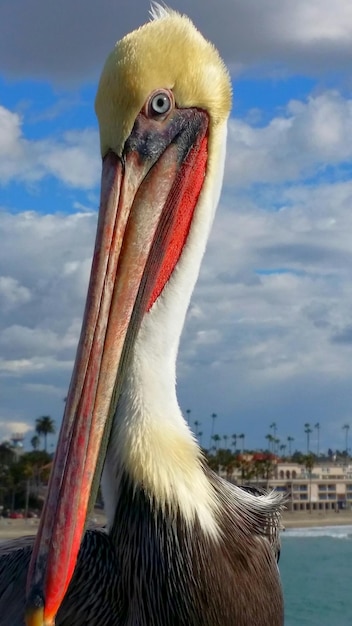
[1,0,352,455]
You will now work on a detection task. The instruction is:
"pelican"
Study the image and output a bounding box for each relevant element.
[0,6,284,625]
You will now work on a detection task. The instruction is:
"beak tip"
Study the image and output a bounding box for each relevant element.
[25,608,56,626]
[25,608,44,626]
[25,591,48,626]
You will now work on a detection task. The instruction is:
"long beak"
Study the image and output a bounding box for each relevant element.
[25,107,208,626]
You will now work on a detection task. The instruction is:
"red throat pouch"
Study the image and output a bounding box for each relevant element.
[147,134,208,310]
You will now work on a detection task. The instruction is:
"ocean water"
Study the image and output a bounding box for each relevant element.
[280,525,352,626]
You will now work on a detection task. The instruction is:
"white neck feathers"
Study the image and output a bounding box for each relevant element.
[101,122,228,536]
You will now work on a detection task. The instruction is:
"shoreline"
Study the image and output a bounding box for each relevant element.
[0,511,107,541]
[282,510,352,528]
[1,511,352,540]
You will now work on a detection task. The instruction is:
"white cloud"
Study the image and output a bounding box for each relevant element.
[0,324,80,358]
[39,130,100,188]
[1,0,352,82]
[0,276,32,311]
[0,106,22,161]
[0,420,32,440]
[283,1,352,42]
[0,105,100,188]
[0,355,73,377]
[0,211,96,404]
[226,91,352,186]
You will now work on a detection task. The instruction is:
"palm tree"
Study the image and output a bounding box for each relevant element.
[270,422,277,438]
[304,423,312,454]
[254,455,275,489]
[273,437,280,455]
[237,457,255,485]
[302,454,315,514]
[343,424,350,457]
[30,435,40,451]
[194,420,201,438]
[35,416,55,452]
[287,436,294,457]
[198,431,203,447]
[279,443,287,457]
[314,422,320,456]
[238,433,245,453]
[209,413,217,449]
[223,434,229,450]
[265,433,274,453]
[186,409,191,425]
[269,423,278,454]
[212,434,221,453]
[232,434,237,453]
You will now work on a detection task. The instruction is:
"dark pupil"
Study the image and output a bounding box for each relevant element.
[156,97,165,109]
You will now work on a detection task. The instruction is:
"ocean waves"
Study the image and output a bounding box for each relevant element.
[282,524,352,539]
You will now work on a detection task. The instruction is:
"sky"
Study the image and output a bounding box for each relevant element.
[1,0,352,455]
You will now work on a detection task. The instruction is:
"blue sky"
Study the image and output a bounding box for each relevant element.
[1,0,352,456]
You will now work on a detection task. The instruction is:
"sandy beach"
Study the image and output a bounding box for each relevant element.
[282,510,352,528]
[0,510,351,540]
[0,518,39,540]
[0,511,107,541]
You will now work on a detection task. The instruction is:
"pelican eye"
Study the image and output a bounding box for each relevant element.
[148,90,174,117]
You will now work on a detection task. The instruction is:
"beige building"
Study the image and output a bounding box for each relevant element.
[269,462,352,511]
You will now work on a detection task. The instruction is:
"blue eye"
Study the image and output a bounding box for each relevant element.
[151,93,170,114]
[149,90,173,116]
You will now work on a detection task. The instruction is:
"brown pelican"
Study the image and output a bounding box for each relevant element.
[0,6,284,625]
